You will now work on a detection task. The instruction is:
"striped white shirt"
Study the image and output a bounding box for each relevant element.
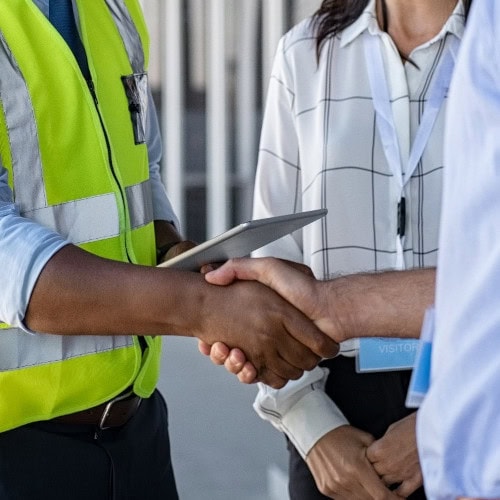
[252,0,465,458]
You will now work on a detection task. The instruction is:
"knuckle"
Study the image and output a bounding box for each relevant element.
[314,335,334,356]
[267,376,286,389]
[210,353,224,365]
[240,366,257,383]
[318,479,340,497]
[212,346,228,362]
[303,354,320,371]
[237,373,252,384]
[287,368,304,381]
[226,362,242,374]
[317,484,330,497]
[316,478,336,496]
[269,381,285,389]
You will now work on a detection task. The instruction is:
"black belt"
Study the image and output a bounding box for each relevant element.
[52,390,142,430]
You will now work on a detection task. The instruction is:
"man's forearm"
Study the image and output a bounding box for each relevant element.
[328,267,435,341]
[24,244,209,337]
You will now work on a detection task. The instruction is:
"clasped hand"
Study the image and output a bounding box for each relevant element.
[199,257,342,386]
[305,414,422,500]
[160,246,338,388]
[196,275,339,388]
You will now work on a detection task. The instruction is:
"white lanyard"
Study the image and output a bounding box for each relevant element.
[363,32,458,268]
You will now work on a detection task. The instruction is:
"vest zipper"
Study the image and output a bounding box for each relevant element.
[86,78,132,263]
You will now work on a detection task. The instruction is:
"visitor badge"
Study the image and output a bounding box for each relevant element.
[406,307,435,408]
[356,338,419,372]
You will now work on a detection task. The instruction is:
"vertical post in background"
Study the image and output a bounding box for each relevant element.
[235,0,260,222]
[262,0,287,100]
[187,0,206,93]
[206,0,229,238]
[161,0,186,229]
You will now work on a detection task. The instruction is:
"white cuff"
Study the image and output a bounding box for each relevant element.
[281,390,349,459]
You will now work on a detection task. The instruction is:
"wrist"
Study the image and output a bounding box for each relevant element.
[324,276,360,343]
[333,271,423,339]
[281,390,349,458]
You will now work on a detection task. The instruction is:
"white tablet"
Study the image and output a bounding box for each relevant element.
[158,208,327,271]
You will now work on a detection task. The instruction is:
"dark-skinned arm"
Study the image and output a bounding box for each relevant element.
[25,246,339,388]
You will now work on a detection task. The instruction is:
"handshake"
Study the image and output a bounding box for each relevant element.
[195,257,435,388]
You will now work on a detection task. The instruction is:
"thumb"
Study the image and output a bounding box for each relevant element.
[204,259,242,285]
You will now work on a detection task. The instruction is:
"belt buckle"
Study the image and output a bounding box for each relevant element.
[98,389,134,431]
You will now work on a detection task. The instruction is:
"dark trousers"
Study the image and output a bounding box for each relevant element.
[0,390,178,500]
[288,356,426,500]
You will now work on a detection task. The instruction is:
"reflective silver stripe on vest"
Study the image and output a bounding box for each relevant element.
[126,180,153,229]
[22,193,120,245]
[19,181,153,244]
[0,327,133,371]
[104,0,145,73]
[0,30,46,213]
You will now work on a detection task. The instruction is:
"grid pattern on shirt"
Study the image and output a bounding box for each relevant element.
[253,6,465,280]
[251,0,466,457]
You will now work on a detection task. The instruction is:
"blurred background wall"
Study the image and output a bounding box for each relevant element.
[141,0,321,242]
[139,2,323,499]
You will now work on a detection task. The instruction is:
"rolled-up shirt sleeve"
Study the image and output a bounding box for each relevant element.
[0,185,69,330]
[254,367,349,459]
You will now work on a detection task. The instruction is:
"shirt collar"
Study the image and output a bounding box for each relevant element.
[340,0,466,49]
[340,0,377,48]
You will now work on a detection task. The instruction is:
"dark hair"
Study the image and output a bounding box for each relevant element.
[312,0,473,58]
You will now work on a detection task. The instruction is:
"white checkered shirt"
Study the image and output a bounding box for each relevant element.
[252,0,465,458]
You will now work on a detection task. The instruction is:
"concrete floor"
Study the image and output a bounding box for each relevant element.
[158,337,290,500]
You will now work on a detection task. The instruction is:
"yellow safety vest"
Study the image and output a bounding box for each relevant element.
[0,0,162,432]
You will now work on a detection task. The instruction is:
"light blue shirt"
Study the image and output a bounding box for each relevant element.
[0,0,178,328]
[417,0,500,498]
